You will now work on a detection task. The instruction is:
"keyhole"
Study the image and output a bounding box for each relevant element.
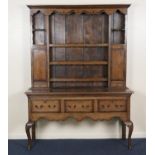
[86,105,89,108]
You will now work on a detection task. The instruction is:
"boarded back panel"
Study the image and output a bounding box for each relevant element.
[83,15,102,44]
[66,14,83,43]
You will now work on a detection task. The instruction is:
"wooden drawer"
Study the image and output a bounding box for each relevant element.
[65,100,93,113]
[98,99,126,112]
[31,100,60,112]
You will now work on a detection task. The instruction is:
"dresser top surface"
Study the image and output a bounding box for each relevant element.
[25,87,133,96]
[27,4,130,9]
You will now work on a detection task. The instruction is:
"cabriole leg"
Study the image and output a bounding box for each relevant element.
[25,121,34,150]
[122,121,126,140]
[124,120,134,149]
[32,122,36,141]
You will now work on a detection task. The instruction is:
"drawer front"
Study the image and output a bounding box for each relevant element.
[32,100,60,112]
[65,100,93,113]
[98,99,126,112]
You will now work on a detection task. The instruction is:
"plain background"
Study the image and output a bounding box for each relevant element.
[8,0,145,139]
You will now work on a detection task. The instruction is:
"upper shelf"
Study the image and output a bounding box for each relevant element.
[32,29,46,31]
[31,44,126,48]
[112,29,125,31]
[49,44,108,48]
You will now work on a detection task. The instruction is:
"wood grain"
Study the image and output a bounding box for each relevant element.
[33,49,47,81]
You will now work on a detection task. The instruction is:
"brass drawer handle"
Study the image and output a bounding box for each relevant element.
[48,105,56,108]
[35,105,38,108]
[102,105,105,108]
[68,105,71,108]
[40,105,43,108]
[34,105,43,109]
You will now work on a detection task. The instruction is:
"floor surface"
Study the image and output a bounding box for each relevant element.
[8,139,146,155]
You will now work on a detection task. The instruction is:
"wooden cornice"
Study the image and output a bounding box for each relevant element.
[27,5,130,15]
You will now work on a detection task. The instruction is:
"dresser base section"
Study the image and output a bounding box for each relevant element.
[25,89,133,150]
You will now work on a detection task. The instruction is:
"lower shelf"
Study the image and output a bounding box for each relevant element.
[50,78,108,82]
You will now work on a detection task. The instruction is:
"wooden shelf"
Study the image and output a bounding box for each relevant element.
[49,44,108,48]
[33,29,46,31]
[32,45,46,49]
[32,45,46,47]
[111,29,125,31]
[50,78,108,82]
[49,61,108,65]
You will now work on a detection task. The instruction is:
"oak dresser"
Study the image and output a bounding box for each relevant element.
[25,5,133,150]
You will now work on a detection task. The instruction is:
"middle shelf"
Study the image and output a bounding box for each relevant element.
[49,61,108,65]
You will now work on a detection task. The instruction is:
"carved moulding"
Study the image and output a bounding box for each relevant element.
[31,113,128,122]
[30,8,128,16]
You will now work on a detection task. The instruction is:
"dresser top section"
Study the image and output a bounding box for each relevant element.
[27,4,130,15]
